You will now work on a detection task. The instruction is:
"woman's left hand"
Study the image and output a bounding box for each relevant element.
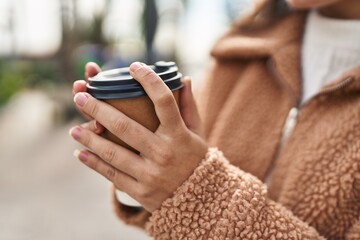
[70,62,208,212]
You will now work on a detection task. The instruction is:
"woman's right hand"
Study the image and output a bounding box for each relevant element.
[72,62,204,138]
[73,62,104,135]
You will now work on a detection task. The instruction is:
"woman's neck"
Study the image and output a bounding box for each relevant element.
[320,0,360,20]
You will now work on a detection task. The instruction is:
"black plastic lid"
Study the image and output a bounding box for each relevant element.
[87,61,183,99]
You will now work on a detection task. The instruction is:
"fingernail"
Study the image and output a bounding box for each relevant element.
[73,149,80,158]
[74,93,89,107]
[130,62,142,72]
[73,149,88,162]
[69,126,81,139]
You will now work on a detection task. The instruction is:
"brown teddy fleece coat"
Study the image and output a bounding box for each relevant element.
[112,11,360,239]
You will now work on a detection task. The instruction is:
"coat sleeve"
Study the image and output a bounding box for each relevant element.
[346,220,360,240]
[111,188,151,229]
[145,148,325,240]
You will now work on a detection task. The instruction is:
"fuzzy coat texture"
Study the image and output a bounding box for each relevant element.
[112,11,360,239]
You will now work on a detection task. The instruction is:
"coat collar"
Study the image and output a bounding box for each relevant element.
[211,11,306,59]
[210,11,360,106]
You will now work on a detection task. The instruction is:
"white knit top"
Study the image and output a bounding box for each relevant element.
[301,11,360,104]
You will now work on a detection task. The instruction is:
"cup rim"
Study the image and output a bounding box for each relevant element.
[86,61,184,99]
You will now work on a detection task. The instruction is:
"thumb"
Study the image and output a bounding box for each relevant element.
[179,77,204,137]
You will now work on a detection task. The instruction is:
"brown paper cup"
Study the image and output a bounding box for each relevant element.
[87,61,183,152]
[102,90,180,152]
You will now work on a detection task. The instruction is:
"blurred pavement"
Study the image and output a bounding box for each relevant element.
[0,91,150,240]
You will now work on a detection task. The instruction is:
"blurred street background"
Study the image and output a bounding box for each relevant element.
[0,0,252,239]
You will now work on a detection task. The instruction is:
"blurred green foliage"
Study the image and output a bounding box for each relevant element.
[0,59,62,107]
[0,66,25,106]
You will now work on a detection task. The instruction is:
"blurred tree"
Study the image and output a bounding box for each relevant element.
[142,0,159,63]
[73,0,111,78]
[57,0,78,83]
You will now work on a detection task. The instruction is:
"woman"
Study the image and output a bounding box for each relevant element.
[70,0,360,239]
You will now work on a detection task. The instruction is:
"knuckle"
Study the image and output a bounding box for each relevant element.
[112,118,130,136]
[146,170,158,184]
[89,157,98,170]
[81,130,92,147]
[157,147,173,164]
[105,167,117,181]
[136,186,152,201]
[113,176,126,191]
[177,128,191,142]
[137,66,160,81]
[102,147,117,164]
[156,93,174,107]
[87,101,100,117]
[142,68,158,81]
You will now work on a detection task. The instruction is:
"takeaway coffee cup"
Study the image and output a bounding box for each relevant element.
[86,61,183,207]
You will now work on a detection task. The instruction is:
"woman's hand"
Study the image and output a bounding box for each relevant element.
[70,62,208,212]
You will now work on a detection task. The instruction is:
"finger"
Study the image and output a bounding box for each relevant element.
[80,120,105,135]
[70,126,144,179]
[73,80,87,96]
[73,92,160,158]
[129,62,185,130]
[85,62,101,80]
[179,77,203,136]
[73,80,93,120]
[74,149,140,195]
